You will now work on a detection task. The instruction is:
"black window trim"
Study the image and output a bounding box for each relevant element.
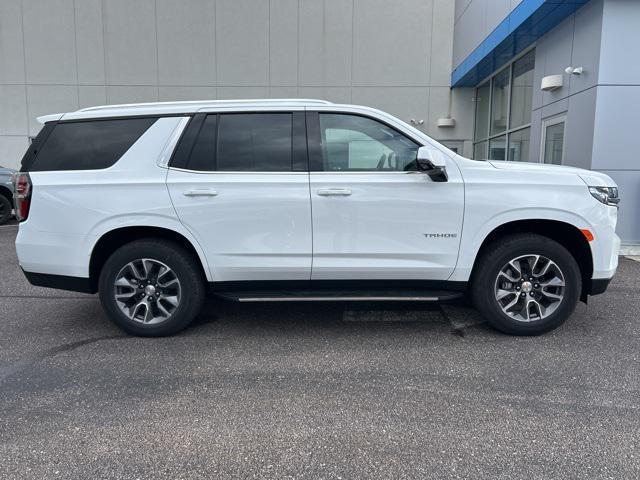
[20,121,57,171]
[305,110,424,173]
[168,111,309,173]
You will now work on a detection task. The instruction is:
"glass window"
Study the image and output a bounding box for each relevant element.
[473,141,487,160]
[473,48,536,162]
[217,113,292,171]
[508,128,530,162]
[489,135,506,161]
[510,51,535,129]
[490,68,510,135]
[474,81,490,140]
[543,121,565,165]
[318,114,418,171]
[29,118,156,172]
[187,115,217,171]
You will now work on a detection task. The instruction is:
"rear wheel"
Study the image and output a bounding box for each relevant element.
[471,234,581,335]
[98,239,205,336]
[0,194,12,225]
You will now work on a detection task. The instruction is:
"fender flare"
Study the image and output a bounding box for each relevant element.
[82,214,213,282]
[450,208,593,282]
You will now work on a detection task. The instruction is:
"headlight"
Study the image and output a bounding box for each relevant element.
[589,186,620,207]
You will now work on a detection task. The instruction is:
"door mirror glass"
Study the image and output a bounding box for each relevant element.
[416,146,448,182]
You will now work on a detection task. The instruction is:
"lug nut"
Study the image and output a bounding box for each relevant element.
[521,292,526,297]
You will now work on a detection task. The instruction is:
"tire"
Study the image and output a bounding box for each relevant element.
[0,194,12,225]
[471,233,581,336]
[98,239,206,337]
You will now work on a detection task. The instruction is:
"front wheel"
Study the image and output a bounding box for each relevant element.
[98,239,205,336]
[471,234,582,335]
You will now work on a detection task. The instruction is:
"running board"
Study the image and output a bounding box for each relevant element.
[214,290,464,303]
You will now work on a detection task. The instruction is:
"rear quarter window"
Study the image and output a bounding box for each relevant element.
[25,118,157,172]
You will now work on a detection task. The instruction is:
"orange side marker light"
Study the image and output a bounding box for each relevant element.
[580,229,595,242]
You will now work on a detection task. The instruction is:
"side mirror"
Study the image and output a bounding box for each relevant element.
[416,146,448,182]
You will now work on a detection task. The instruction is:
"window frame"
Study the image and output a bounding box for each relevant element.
[472,47,535,161]
[306,111,422,173]
[169,111,308,173]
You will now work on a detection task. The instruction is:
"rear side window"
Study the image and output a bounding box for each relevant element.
[27,118,156,172]
[181,113,294,172]
[217,114,292,171]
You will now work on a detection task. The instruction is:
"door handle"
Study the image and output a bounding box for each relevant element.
[317,188,352,197]
[183,188,218,197]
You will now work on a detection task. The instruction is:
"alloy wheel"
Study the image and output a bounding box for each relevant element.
[113,258,181,325]
[494,254,565,322]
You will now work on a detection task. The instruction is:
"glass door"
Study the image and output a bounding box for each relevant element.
[541,115,566,165]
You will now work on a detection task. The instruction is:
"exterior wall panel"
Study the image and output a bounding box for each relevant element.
[0,0,471,171]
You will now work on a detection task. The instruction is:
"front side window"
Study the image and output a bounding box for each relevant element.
[185,113,293,172]
[473,49,535,162]
[318,114,419,172]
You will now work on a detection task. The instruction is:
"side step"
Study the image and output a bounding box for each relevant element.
[214,289,464,303]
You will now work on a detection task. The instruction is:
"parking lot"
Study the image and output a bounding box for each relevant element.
[1,222,639,479]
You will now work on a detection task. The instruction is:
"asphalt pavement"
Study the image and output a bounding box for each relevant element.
[1,222,639,479]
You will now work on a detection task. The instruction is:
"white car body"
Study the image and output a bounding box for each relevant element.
[15,99,619,317]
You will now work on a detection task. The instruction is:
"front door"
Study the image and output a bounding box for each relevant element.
[307,111,464,281]
[167,111,312,282]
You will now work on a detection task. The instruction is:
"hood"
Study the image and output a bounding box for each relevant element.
[488,161,617,188]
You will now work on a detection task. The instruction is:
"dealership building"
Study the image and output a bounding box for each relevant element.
[0,0,637,244]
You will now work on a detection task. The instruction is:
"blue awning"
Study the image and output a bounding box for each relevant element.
[452,0,590,87]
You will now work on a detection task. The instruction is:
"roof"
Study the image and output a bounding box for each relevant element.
[37,99,334,124]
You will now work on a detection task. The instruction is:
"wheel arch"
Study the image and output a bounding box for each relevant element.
[470,219,593,301]
[89,226,210,293]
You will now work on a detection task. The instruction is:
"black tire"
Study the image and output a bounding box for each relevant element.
[0,194,12,225]
[98,239,205,337]
[471,233,581,336]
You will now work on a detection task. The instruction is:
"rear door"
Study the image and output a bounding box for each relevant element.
[167,109,312,282]
[307,110,464,281]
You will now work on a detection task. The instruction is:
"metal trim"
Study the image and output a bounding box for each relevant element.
[237,296,440,302]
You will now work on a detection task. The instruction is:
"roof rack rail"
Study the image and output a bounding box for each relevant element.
[78,98,332,113]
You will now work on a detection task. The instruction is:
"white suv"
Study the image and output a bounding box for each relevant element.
[13,99,620,336]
